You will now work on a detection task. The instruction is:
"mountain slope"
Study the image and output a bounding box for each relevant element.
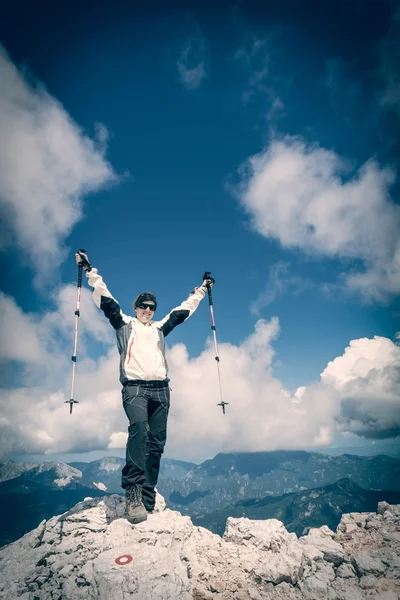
[68,456,195,493]
[158,450,400,517]
[0,481,108,547]
[0,456,196,545]
[69,457,123,492]
[0,460,86,488]
[3,451,399,549]
[194,478,400,537]
[0,463,108,547]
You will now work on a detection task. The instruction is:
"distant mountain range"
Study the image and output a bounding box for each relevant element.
[0,463,108,547]
[157,450,400,517]
[194,478,400,537]
[67,456,196,493]
[1,450,399,547]
[0,457,196,546]
[0,460,92,489]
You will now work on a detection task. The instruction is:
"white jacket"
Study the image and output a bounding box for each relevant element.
[86,268,206,383]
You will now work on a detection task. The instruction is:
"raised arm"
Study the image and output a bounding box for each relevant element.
[156,276,213,337]
[75,251,130,330]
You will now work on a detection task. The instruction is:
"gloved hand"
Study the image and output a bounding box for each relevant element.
[75,250,92,272]
[202,272,215,290]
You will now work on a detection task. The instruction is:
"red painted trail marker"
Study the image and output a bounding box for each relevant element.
[115,554,133,565]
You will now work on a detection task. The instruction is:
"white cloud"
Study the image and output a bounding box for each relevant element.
[235,36,271,104]
[0,290,398,460]
[250,261,312,314]
[0,292,44,364]
[321,335,400,387]
[177,35,207,90]
[377,7,400,113]
[319,335,400,439]
[0,372,122,457]
[0,47,117,285]
[167,327,400,454]
[234,34,285,127]
[108,431,128,449]
[0,286,112,388]
[380,81,400,109]
[236,135,400,302]
[165,318,340,458]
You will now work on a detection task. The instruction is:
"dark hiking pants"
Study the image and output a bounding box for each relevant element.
[121,380,170,511]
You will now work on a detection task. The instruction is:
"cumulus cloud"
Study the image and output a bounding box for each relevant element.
[0,285,120,457]
[0,286,112,388]
[177,35,207,90]
[235,135,400,302]
[0,292,44,365]
[1,289,398,460]
[322,336,400,386]
[165,318,339,458]
[0,361,122,457]
[0,47,117,285]
[108,431,128,449]
[320,335,400,439]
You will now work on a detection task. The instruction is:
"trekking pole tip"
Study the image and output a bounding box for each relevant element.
[217,400,229,414]
[65,399,79,414]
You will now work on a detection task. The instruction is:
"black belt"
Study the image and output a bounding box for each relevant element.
[124,379,169,389]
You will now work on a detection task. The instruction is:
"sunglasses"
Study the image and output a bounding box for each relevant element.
[137,303,156,311]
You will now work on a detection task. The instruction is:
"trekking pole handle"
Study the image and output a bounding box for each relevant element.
[77,263,83,288]
[76,248,92,283]
[202,271,215,304]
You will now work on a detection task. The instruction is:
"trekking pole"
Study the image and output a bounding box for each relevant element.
[203,271,228,414]
[65,249,85,414]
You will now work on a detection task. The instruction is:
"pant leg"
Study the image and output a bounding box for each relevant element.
[142,385,170,510]
[121,384,149,489]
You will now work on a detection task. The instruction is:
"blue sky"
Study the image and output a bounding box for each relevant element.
[0,0,399,462]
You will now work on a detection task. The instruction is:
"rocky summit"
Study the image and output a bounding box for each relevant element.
[0,495,399,600]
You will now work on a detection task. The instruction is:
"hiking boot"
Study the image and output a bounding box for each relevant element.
[125,485,147,524]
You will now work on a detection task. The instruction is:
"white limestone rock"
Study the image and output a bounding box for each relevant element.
[379,592,400,600]
[335,562,356,579]
[359,575,378,589]
[255,543,304,585]
[224,517,304,585]
[0,497,400,600]
[352,550,387,576]
[224,517,297,551]
[300,525,344,566]
[298,573,329,599]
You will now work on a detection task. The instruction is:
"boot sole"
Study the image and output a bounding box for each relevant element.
[126,513,148,524]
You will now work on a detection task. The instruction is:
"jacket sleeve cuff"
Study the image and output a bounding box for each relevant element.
[195,286,207,298]
[85,267,97,279]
